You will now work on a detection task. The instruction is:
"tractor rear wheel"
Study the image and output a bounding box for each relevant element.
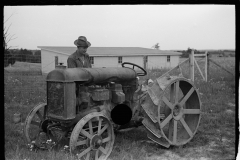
[158,77,201,146]
[141,76,201,147]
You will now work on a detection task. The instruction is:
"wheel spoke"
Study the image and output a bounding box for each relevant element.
[173,120,177,144]
[175,81,179,103]
[76,139,87,146]
[162,96,174,109]
[43,106,47,119]
[168,119,173,140]
[81,129,92,139]
[36,111,43,121]
[95,149,99,160]
[98,123,109,135]
[88,120,93,136]
[98,118,102,134]
[102,136,111,143]
[183,109,200,114]
[180,118,193,137]
[180,87,195,106]
[77,147,91,159]
[31,120,40,126]
[85,152,90,160]
[160,114,172,128]
[99,146,107,155]
[170,84,175,103]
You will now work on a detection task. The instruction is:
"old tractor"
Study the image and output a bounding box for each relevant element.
[24,62,201,160]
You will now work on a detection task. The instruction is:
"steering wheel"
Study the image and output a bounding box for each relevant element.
[122,62,147,76]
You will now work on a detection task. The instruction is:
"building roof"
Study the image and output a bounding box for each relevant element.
[37,46,182,57]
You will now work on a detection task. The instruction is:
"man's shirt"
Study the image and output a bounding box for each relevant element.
[67,51,92,68]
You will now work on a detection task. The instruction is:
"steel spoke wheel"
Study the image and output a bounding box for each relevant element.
[158,78,201,146]
[24,103,48,144]
[70,112,114,160]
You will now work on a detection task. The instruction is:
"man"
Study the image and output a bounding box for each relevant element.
[67,36,92,68]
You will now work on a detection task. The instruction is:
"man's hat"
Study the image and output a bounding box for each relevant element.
[74,36,91,47]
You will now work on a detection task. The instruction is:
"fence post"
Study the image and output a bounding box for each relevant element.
[190,50,194,82]
[55,56,58,68]
[205,51,208,82]
[207,53,210,81]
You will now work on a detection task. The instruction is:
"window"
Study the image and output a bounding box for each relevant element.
[90,57,94,64]
[167,56,170,62]
[118,57,122,64]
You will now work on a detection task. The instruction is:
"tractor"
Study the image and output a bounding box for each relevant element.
[24,62,201,160]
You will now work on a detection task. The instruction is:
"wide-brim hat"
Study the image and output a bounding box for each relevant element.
[74,36,91,47]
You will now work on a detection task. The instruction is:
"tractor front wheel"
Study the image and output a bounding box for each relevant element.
[24,103,48,144]
[70,112,114,160]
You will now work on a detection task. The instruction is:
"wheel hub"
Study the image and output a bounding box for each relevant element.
[172,103,183,120]
[41,119,50,133]
[90,134,102,150]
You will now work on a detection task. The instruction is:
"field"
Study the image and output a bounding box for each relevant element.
[4,58,236,160]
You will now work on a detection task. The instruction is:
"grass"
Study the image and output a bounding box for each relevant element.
[4,57,236,160]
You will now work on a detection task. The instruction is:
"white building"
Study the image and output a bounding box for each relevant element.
[37,46,182,74]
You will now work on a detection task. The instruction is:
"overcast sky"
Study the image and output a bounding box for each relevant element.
[4,5,235,50]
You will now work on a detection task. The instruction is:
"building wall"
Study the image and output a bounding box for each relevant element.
[41,50,180,73]
[148,55,166,69]
[122,56,144,68]
[91,56,144,68]
[148,55,179,69]
[41,50,68,73]
[92,56,118,68]
[169,55,179,68]
[92,55,179,69]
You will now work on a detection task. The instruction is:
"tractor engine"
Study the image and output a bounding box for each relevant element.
[76,82,134,127]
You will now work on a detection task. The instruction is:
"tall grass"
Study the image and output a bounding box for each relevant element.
[4,73,46,105]
[4,57,236,160]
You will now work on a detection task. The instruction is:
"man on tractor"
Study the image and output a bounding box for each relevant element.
[67,36,92,68]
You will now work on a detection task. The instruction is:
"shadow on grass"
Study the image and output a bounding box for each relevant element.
[110,127,168,159]
[162,130,210,158]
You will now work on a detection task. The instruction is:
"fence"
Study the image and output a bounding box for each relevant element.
[162,50,235,82]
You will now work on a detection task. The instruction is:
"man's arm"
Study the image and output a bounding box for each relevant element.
[85,54,92,68]
[67,58,77,68]
[88,59,92,68]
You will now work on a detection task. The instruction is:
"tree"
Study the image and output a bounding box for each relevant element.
[33,50,41,63]
[17,48,32,62]
[4,12,17,52]
[151,43,160,50]
[34,50,41,56]
[4,12,17,67]
[187,47,192,53]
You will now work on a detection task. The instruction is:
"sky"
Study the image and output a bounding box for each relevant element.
[4,5,235,50]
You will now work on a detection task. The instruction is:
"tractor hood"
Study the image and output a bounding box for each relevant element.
[46,67,137,83]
